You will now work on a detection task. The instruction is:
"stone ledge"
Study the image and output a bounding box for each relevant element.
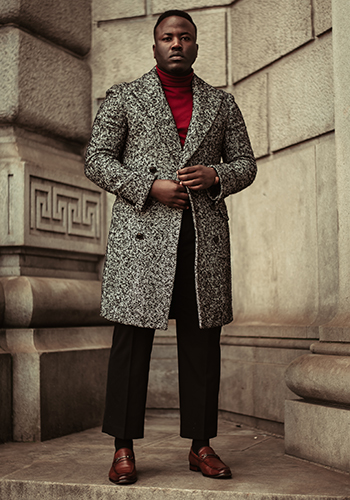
[285,399,350,472]
[285,353,350,405]
[0,277,110,328]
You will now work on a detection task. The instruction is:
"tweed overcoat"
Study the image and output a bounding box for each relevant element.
[85,67,257,330]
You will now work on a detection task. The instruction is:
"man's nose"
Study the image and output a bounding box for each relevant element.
[171,38,182,50]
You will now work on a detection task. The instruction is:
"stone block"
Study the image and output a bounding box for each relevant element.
[191,10,227,88]
[223,324,319,340]
[231,0,312,82]
[40,349,109,440]
[285,399,350,472]
[0,161,106,254]
[92,0,145,21]
[1,327,112,441]
[0,28,91,143]
[314,0,332,36]
[314,135,338,325]
[220,343,303,423]
[220,348,255,416]
[91,18,155,98]
[233,72,269,159]
[0,352,12,442]
[319,327,350,342]
[269,33,334,151]
[228,144,318,326]
[326,1,350,329]
[0,0,91,55]
[151,0,232,13]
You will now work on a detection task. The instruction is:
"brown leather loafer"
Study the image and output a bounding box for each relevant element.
[189,446,232,479]
[109,448,137,485]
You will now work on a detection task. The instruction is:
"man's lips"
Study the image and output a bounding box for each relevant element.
[170,53,184,59]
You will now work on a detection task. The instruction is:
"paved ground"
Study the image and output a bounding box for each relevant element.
[0,413,349,499]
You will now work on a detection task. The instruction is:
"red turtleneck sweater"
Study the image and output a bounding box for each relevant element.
[156,66,193,147]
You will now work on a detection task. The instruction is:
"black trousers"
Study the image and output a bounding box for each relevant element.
[102,209,221,440]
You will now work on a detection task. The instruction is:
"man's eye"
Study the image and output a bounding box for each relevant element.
[181,36,190,41]
[163,37,171,41]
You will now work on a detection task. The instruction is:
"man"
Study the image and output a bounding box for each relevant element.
[85,10,256,485]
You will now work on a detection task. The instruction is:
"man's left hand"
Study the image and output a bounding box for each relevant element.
[177,165,219,190]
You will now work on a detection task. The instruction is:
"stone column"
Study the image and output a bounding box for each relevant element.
[0,0,112,442]
[284,0,350,473]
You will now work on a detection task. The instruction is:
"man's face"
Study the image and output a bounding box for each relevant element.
[153,16,198,76]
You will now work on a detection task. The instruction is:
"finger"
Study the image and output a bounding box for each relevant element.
[180,179,202,187]
[174,192,189,200]
[177,166,197,175]
[186,184,204,191]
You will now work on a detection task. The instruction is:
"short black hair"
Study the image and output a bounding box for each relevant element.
[154,10,197,39]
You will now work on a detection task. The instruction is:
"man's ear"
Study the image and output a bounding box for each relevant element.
[194,43,199,63]
[153,44,156,59]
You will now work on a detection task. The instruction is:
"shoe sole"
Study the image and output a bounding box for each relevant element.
[109,476,137,485]
[190,464,232,479]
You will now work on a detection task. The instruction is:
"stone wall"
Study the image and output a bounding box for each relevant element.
[89,0,334,436]
[0,0,113,442]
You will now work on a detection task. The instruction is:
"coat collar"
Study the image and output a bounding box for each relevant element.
[130,67,224,167]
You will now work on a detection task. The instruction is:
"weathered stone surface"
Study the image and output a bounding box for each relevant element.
[92,0,145,21]
[151,0,232,13]
[220,344,303,422]
[2,415,350,497]
[40,349,109,440]
[231,0,313,82]
[91,18,155,98]
[0,249,101,280]
[285,399,350,472]
[228,144,318,326]
[1,326,112,441]
[0,27,91,143]
[319,326,350,342]
[314,0,332,36]
[0,0,91,55]
[233,72,269,159]
[0,277,109,328]
[313,135,338,325]
[223,324,319,340]
[191,10,227,88]
[269,33,334,151]
[0,160,105,254]
[148,343,179,409]
[285,353,350,405]
[325,0,350,328]
[0,352,12,443]
[311,341,350,356]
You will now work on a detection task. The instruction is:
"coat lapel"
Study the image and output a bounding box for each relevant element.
[180,75,224,167]
[130,68,182,166]
[129,69,224,168]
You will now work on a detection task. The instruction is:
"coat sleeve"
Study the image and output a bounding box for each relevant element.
[207,93,257,202]
[84,84,156,212]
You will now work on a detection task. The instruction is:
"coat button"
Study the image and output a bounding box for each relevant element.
[213,236,219,244]
[149,166,157,173]
[136,233,144,240]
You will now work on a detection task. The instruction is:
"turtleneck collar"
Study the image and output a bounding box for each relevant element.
[156,66,194,87]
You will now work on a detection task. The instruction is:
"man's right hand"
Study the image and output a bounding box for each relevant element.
[150,179,189,210]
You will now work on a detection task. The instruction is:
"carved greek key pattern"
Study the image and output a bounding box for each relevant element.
[30,177,101,239]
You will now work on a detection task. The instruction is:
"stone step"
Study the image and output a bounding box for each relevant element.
[1,413,349,500]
